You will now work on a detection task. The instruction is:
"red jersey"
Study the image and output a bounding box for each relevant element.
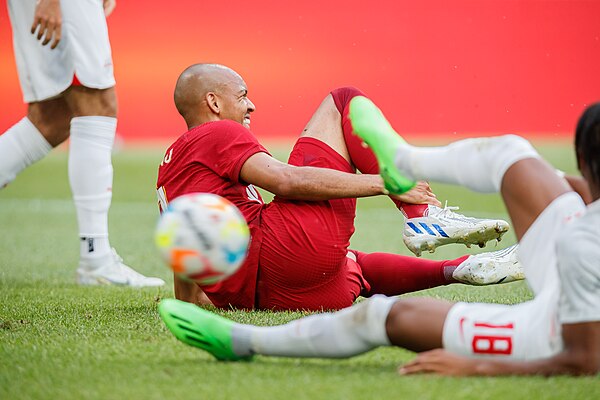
[156,120,269,309]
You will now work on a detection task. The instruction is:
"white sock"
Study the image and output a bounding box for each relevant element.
[396,134,541,193]
[0,117,52,188]
[232,295,396,358]
[69,116,116,260]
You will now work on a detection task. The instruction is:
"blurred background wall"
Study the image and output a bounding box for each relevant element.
[1,0,599,143]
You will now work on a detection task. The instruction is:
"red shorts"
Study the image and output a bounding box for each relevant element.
[256,137,369,311]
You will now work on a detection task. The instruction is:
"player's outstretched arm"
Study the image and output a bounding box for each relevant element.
[240,152,382,199]
[241,151,439,204]
[400,322,600,376]
[31,0,62,49]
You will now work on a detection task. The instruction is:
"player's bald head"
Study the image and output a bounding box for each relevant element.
[174,63,245,127]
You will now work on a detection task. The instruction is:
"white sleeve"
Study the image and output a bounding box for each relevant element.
[556,230,600,324]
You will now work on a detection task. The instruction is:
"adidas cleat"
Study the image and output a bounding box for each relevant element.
[348,96,416,195]
[453,244,523,285]
[158,299,251,361]
[77,248,165,287]
[403,204,510,256]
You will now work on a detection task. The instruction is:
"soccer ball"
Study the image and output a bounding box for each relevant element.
[154,193,250,285]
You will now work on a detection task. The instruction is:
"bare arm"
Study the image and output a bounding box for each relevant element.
[240,152,440,204]
[399,321,600,376]
[31,0,62,49]
[240,152,385,200]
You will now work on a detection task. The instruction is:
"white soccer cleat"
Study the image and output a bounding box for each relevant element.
[77,248,165,287]
[453,244,523,285]
[403,204,510,256]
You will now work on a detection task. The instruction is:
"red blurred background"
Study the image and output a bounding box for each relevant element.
[1,0,599,143]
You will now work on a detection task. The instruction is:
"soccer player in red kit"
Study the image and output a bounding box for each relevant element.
[156,64,518,311]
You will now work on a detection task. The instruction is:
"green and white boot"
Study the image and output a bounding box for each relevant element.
[348,96,415,195]
[159,299,251,361]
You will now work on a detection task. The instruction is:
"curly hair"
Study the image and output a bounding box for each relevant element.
[575,103,600,187]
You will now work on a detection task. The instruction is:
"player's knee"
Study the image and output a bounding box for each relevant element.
[496,134,538,158]
[68,87,118,117]
[490,134,540,180]
[99,89,118,117]
[91,88,118,117]
[28,116,70,147]
[330,86,365,114]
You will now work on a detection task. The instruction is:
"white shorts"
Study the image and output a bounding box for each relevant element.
[443,192,586,360]
[8,0,116,103]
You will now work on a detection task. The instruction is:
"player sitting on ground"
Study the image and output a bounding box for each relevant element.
[158,99,600,376]
[156,64,520,311]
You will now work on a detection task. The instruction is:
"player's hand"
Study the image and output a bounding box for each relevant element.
[398,349,479,376]
[31,0,62,49]
[103,0,117,17]
[390,181,441,207]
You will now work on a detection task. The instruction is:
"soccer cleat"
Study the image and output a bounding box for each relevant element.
[453,244,523,285]
[77,248,165,287]
[403,204,510,256]
[348,96,416,195]
[158,299,251,361]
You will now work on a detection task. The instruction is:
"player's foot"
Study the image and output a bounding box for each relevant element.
[158,299,251,361]
[453,244,523,285]
[348,96,416,195]
[403,204,510,256]
[77,248,165,287]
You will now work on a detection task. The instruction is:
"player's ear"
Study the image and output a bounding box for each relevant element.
[206,92,220,114]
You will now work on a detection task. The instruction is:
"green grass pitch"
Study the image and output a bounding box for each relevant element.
[1,140,598,399]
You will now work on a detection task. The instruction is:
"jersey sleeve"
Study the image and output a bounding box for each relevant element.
[556,229,600,324]
[200,121,269,183]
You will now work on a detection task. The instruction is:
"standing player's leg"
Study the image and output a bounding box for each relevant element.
[55,0,163,287]
[63,86,164,287]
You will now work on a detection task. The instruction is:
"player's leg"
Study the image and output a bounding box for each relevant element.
[348,96,572,241]
[55,0,163,286]
[159,295,454,360]
[301,90,428,216]
[1,0,73,189]
[354,244,522,293]
[0,98,70,188]
[326,88,510,255]
[62,86,164,287]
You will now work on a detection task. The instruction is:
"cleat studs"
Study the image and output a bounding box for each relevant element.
[465,243,472,248]
[361,141,369,148]
[478,242,485,248]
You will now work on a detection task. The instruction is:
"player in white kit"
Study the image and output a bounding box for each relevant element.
[1,0,164,287]
[158,99,600,376]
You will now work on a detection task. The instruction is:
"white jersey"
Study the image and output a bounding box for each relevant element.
[557,198,600,324]
[443,192,587,360]
[7,0,115,103]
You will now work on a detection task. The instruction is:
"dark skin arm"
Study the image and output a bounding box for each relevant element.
[399,321,600,376]
[240,152,440,205]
